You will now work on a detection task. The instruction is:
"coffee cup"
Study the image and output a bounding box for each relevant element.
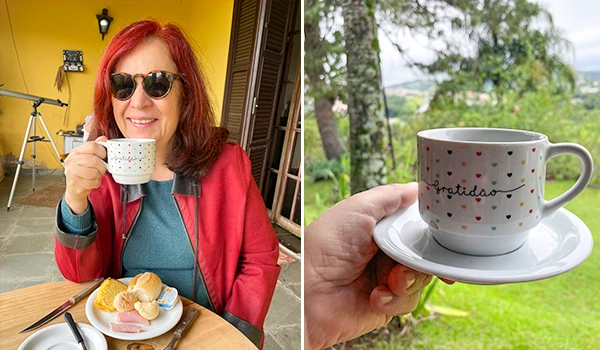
[417,128,593,256]
[96,138,156,185]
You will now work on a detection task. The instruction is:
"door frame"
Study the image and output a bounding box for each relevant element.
[268,67,301,236]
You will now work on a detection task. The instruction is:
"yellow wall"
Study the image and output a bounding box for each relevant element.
[0,0,233,170]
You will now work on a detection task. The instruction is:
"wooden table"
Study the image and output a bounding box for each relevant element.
[0,280,257,349]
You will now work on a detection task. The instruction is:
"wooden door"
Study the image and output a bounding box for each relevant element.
[221,0,292,192]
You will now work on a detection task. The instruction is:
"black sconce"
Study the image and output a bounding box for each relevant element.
[96,8,113,40]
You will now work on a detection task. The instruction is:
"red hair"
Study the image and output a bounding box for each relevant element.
[90,19,228,179]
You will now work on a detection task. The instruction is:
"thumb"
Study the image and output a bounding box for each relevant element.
[94,135,108,142]
[335,182,418,222]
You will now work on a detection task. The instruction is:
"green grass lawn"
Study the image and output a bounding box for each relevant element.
[305,181,600,349]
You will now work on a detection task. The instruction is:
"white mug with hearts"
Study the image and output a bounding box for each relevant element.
[417,128,593,256]
[96,138,156,185]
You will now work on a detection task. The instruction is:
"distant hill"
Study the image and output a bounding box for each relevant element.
[578,71,600,81]
[386,80,435,92]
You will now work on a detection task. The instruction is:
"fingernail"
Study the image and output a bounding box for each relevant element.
[405,272,416,289]
[379,291,396,305]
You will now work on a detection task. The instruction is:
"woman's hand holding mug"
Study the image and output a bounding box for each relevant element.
[63,136,109,215]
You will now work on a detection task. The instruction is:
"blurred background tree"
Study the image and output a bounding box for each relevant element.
[305,0,345,160]
[342,0,388,193]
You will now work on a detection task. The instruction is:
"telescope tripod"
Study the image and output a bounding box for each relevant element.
[7,100,64,211]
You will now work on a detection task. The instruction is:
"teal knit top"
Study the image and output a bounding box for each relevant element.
[60,180,211,310]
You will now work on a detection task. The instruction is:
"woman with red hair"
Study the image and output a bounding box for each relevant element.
[54,20,280,348]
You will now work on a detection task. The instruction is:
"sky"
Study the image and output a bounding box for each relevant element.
[379,0,600,86]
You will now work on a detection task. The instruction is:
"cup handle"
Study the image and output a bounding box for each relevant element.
[95,141,109,170]
[541,143,594,218]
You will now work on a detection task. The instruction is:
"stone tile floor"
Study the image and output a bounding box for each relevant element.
[0,172,301,349]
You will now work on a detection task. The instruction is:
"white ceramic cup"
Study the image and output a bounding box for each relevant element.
[96,138,156,185]
[417,128,593,256]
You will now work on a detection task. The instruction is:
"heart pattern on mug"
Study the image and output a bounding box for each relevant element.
[420,144,542,234]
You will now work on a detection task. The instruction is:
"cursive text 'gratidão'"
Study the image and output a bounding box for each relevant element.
[424,180,524,197]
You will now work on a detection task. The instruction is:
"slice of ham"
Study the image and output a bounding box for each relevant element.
[110,322,142,333]
[117,310,150,326]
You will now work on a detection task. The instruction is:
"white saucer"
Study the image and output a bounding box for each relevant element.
[18,323,107,350]
[373,203,593,285]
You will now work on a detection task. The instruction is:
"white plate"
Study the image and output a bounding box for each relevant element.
[85,277,183,340]
[374,202,593,285]
[18,322,107,350]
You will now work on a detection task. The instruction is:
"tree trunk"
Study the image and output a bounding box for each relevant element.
[342,0,387,194]
[314,98,344,159]
[304,0,345,160]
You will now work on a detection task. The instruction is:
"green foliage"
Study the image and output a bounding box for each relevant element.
[580,93,600,110]
[414,0,576,105]
[385,95,422,121]
[304,0,347,102]
[394,89,600,185]
[305,158,344,183]
[303,109,350,164]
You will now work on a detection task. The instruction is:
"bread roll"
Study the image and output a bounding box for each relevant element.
[114,291,137,312]
[127,272,162,302]
[134,300,159,320]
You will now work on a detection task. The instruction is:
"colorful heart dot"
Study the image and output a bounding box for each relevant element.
[476,174,482,178]
[521,178,525,183]
[506,215,512,219]
[530,189,534,193]
[529,209,533,214]
[461,179,467,184]
[461,162,467,166]
[520,202,524,207]
[491,227,497,231]
[435,219,440,223]
[508,151,513,155]
[426,146,430,151]
[476,152,482,156]
[426,205,430,210]
[492,181,497,185]
[461,205,466,209]
[531,169,535,173]
[436,200,440,204]
[475,216,481,221]
[521,160,526,165]
[519,222,523,227]
[492,163,497,167]
[436,174,440,178]
[492,206,497,210]
[475,198,481,203]
[532,148,536,152]
[447,150,453,155]
[461,225,467,230]
[436,159,440,163]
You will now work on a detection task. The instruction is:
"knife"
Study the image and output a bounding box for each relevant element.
[162,307,199,350]
[19,277,104,333]
[65,312,88,350]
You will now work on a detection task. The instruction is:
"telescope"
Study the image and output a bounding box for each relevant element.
[2,87,67,211]
[0,88,68,107]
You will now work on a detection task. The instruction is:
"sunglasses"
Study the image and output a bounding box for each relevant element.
[109,70,182,100]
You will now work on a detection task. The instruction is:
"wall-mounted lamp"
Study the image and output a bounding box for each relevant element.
[96,8,113,40]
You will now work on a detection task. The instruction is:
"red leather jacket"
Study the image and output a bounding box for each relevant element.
[54,143,280,348]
